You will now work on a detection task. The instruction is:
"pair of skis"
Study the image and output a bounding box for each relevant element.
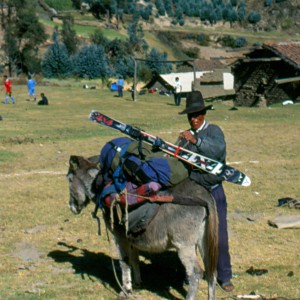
[89,110,251,187]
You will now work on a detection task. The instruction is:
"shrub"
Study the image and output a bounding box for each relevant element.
[235,37,247,48]
[183,47,199,58]
[220,35,236,48]
[73,44,111,79]
[248,11,261,24]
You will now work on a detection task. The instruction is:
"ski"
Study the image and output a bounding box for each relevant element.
[89,110,251,187]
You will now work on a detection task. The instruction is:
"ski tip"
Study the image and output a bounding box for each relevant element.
[89,110,97,121]
[242,176,251,187]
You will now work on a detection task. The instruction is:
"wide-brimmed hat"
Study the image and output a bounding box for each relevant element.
[179,91,212,115]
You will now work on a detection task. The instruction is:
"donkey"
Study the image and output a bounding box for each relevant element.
[67,155,218,300]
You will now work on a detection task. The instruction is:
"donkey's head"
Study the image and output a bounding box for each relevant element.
[67,155,99,214]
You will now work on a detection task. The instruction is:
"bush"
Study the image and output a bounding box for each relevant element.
[235,37,247,48]
[178,18,185,26]
[220,35,236,48]
[182,47,199,58]
[196,34,209,46]
[281,18,293,30]
[248,11,261,24]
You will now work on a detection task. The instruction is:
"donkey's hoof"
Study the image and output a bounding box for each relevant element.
[117,290,132,300]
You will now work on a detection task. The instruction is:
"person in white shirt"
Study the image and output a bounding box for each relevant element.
[173,77,182,106]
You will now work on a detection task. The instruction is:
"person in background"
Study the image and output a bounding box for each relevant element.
[173,77,182,106]
[117,76,124,97]
[27,76,37,101]
[37,93,48,106]
[177,91,234,292]
[3,75,15,104]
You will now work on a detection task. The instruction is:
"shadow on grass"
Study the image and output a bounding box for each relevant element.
[48,242,187,299]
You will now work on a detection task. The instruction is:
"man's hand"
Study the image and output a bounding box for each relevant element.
[180,130,197,144]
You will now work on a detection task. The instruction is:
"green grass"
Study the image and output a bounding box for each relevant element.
[40,19,126,40]
[0,84,300,299]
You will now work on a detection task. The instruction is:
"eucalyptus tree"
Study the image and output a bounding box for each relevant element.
[1,0,47,75]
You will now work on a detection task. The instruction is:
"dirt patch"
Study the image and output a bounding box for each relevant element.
[13,242,43,262]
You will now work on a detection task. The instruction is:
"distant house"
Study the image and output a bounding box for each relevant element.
[193,68,235,100]
[144,59,235,99]
[144,71,211,97]
[232,41,300,106]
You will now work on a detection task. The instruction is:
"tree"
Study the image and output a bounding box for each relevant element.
[248,11,261,24]
[71,0,82,9]
[105,38,129,60]
[145,48,172,75]
[114,56,135,78]
[264,0,273,6]
[155,0,165,16]
[61,15,79,55]
[90,28,109,47]
[127,19,147,53]
[42,29,73,78]
[2,24,19,75]
[88,0,114,25]
[73,44,110,79]
[237,2,246,21]
[1,0,47,75]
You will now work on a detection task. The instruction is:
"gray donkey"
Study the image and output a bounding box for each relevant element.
[67,155,218,300]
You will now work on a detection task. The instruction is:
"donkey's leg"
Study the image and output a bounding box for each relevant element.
[178,247,203,300]
[115,239,133,297]
[128,246,142,287]
[207,274,217,300]
[201,244,217,300]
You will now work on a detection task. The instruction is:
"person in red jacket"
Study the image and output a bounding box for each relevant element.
[3,75,16,104]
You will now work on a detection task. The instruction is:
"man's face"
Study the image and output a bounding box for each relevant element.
[187,111,205,131]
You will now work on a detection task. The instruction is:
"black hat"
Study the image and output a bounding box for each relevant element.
[179,91,212,115]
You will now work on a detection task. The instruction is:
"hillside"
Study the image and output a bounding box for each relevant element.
[38,0,300,62]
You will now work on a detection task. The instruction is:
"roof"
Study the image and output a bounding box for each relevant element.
[197,68,230,83]
[176,59,225,72]
[263,41,300,69]
[191,59,225,71]
[159,72,211,93]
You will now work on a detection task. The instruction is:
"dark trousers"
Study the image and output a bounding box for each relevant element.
[118,86,123,97]
[211,184,232,283]
[174,93,181,106]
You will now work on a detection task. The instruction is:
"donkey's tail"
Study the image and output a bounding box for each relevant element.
[205,193,219,281]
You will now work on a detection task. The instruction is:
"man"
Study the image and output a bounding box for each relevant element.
[3,75,16,104]
[173,77,182,106]
[117,76,124,97]
[37,93,48,106]
[177,90,234,292]
[27,76,37,101]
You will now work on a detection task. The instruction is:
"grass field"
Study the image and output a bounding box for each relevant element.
[0,83,299,299]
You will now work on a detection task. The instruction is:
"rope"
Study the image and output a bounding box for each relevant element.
[110,199,115,231]
[123,188,129,236]
[104,216,130,298]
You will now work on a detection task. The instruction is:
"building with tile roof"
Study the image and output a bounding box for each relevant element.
[143,59,235,100]
[232,41,300,106]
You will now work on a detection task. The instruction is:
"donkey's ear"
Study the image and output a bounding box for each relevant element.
[69,155,80,171]
[88,168,99,179]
